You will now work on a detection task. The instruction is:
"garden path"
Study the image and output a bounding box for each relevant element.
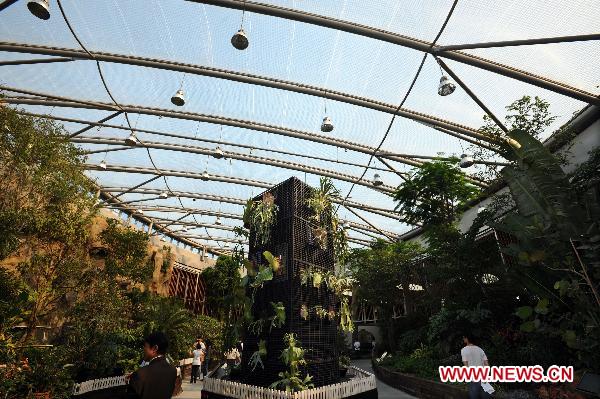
[352,359,417,399]
[178,379,203,398]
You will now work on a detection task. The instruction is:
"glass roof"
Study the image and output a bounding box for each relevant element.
[1,0,598,252]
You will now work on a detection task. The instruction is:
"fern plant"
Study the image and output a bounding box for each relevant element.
[243,193,278,246]
[269,301,286,331]
[248,339,267,371]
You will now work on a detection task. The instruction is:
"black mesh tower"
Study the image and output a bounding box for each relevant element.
[241,177,339,388]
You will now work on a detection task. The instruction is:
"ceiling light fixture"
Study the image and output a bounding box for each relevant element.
[459,154,474,168]
[124,132,137,146]
[321,116,334,133]
[231,28,249,50]
[171,88,185,106]
[437,75,456,96]
[27,0,50,20]
[372,173,383,187]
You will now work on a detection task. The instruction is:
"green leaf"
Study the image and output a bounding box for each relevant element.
[312,272,322,288]
[534,298,549,314]
[515,306,533,319]
[563,330,577,348]
[520,320,536,332]
[263,251,280,273]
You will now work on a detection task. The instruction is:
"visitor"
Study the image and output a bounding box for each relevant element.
[127,332,177,399]
[203,339,211,377]
[461,333,493,399]
[190,343,202,384]
[353,340,360,353]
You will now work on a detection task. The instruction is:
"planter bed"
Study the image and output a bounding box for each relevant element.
[372,361,468,399]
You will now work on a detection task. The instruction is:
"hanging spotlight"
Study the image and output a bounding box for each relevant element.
[224,242,230,248]
[321,116,334,133]
[215,216,222,225]
[160,236,167,242]
[181,226,188,233]
[372,173,383,187]
[99,160,107,170]
[27,0,50,20]
[159,191,168,199]
[342,221,351,230]
[136,209,144,215]
[125,132,137,146]
[459,154,474,168]
[171,89,185,106]
[201,170,210,181]
[437,75,456,96]
[231,28,249,50]
[212,146,224,159]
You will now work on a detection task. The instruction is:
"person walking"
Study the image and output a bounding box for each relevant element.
[190,343,203,383]
[202,339,211,377]
[461,333,493,399]
[127,332,177,399]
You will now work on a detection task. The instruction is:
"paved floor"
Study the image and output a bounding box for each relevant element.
[352,359,417,399]
[178,379,203,399]
[177,362,417,398]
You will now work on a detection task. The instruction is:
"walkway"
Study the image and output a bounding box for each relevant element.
[177,362,416,398]
[178,379,203,399]
[352,359,417,399]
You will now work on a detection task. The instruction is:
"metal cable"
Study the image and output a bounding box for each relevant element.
[336,0,460,217]
[56,0,212,248]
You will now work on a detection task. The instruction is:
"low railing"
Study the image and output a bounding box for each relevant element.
[72,358,194,396]
[202,366,377,399]
[72,375,127,395]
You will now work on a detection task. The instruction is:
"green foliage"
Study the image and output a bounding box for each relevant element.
[202,255,242,320]
[393,160,478,226]
[269,301,286,331]
[306,177,348,263]
[379,346,438,379]
[248,339,267,371]
[0,105,96,259]
[493,129,600,367]
[243,193,278,246]
[270,334,314,392]
[101,219,153,284]
[469,95,558,180]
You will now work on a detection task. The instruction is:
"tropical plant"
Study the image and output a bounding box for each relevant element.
[248,339,267,371]
[468,95,559,180]
[270,334,314,392]
[492,129,600,366]
[243,193,278,246]
[270,302,286,331]
[392,160,478,226]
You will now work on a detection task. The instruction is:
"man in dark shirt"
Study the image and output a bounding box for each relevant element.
[127,332,177,399]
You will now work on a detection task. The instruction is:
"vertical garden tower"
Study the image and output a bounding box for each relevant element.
[241,177,340,388]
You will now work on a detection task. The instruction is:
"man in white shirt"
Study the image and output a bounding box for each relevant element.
[461,334,492,399]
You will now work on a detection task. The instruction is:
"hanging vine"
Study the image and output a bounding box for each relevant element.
[243,192,278,246]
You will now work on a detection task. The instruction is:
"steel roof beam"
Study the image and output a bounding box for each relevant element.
[436,33,600,52]
[21,110,401,174]
[73,135,397,193]
[187,0,599,105]
[0,57,75,66]
[90,165,403,221]
[0,42,497,141]
[99,187,400,238]
[3,95,488,187]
